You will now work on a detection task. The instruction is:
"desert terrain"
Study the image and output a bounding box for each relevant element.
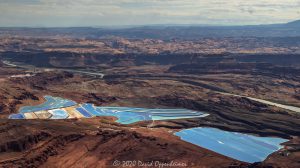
[0,25,300,168]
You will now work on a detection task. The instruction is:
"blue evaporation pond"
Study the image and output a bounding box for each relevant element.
[49,109,69,119]
[9,113,25,119]
[81,104,98,115]
[19,96,77,113]
[10,96,208,123]
[76,107,93,118]
[114,112,151,124]
[174,127,288,163]
[93,106,149,124]
[93,106,207,124]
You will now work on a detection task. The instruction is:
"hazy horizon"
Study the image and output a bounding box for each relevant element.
[0,0,300,27]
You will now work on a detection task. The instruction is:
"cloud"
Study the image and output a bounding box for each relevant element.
[0,0,299,26]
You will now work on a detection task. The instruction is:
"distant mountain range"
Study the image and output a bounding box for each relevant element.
[286,20,300,27]
[0,20,300,39]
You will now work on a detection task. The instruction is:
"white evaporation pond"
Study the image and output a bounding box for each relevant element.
[175,127,288,163]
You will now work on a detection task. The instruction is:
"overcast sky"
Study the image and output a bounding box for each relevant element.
[0,0,299,27]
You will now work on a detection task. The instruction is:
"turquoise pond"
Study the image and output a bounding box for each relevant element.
[9,96,208,124]
[175,127,288,163]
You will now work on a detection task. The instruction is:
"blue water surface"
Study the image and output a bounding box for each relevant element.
[19,95,77,113]
[76,107,93,118]
[175,127,288,163]
[9,113,25,119]
[10,96,208,124]
[49,109,69,119]
[93,106,206,124]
